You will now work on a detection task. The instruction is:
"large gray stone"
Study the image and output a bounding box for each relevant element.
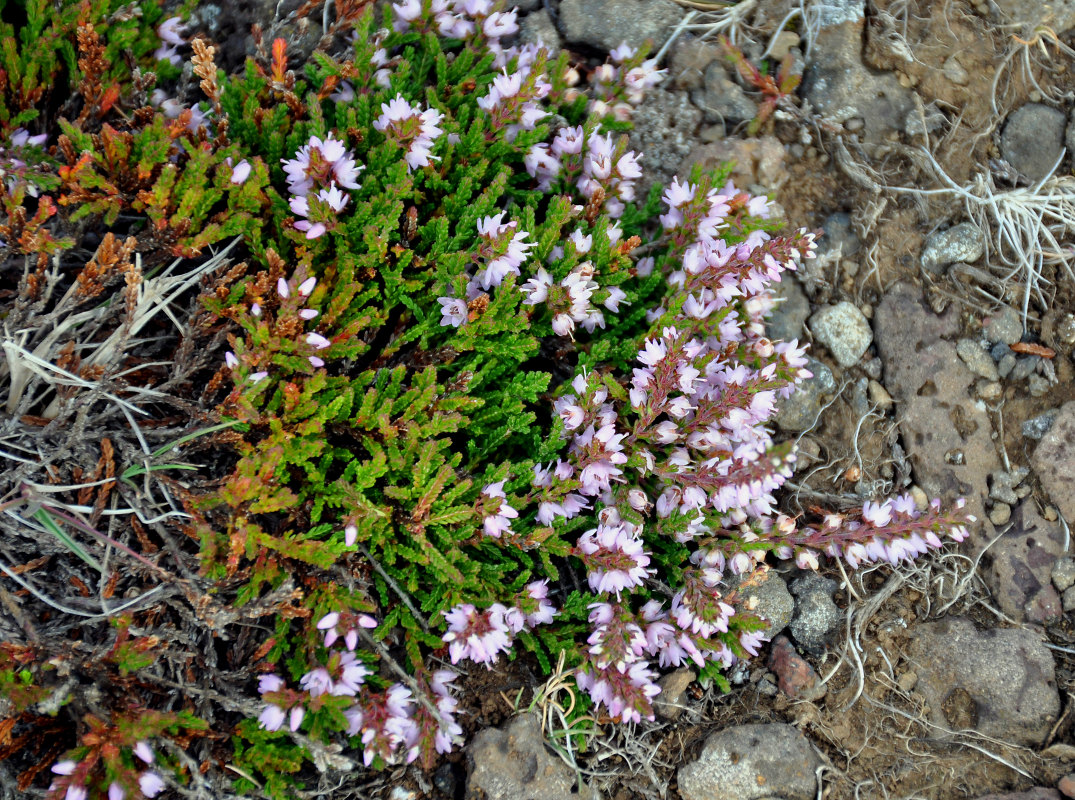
[767,274,810,344]
[788,572,841,654]
[774,357,835,432]
[467,713,597,800]
[921,223,986,274]
[1000,104,1067,182]
[984,501,1066,623]
[873,283,1000,538]
[678,723,821,800]
[1031,401,1075,526]
[558,0,684,52]
[907,617,1059,747]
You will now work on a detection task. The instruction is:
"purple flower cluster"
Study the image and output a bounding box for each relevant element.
[282,135,362,239]
[259,612,464,766]
[155,16,187,65]
[373,95,445,170]
[392,0,524,67]
[49,742,164,800]
[526,126,643,218]
[441,581,557,667]
[575,42,665,121]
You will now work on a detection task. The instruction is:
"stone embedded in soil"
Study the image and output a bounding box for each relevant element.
[680,136,789,196]
[629,88,703,194]
[677,723,821,800]
[907,617,1060,747]
[1031,401,1075,526]
[1000,103,1067,183]
[726,568,794,638]
[957,338,1000,381]
[798,0,915,142]
[519,8,560,47]
[788,573,841,654]
[816,212,861,261]
[767,635,825,701]
[873,282,1001,540]
[467,713,599,800]
[655,667,696,721]
[557,0,684,52]
[810,301,872,367]
[1024,408,1061,440]
[1052,557,1075,592]
[691,62,757,124]
[984,500,1066,623]
[767,274,810,344]
[984,305,1024,345]
[921,223,985,275]
[774,357,835,432]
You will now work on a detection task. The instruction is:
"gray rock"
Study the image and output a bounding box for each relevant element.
[767,274,810,343]
[984,306,1024,345]
[629,89,703,195]
[1000,104,1067,183]
[908,617,1060,746]
[990,502,1013,526]
[1031,401,1075,525]
[1052,557,1075,592]
[957,339,1000,381]
[1028,373,1053,397]
[558,0,684,52]
[1065,586,1075,612]
[774,357,835,432]
[677,723,821,800]
[1010,355,1042,382]
[921,223,986,274]
[943,54,970,85]
[990,0,1075,35]
[519,8,561,48]
[810,301,873,367]
[984,501,1066,623]
[873,283,1001,535]
[867,379,893,411]
[989,467,1029,505]
[999,353,1017,378]
[655,668,695,720]
[816,212,861,261]
[799,4,914,142]
[1024,408,1061,440]
[726,569,794,638]
[768,635,826,701]
[467,713,598,800]
[789,573,841,654]
[691,62,756,123]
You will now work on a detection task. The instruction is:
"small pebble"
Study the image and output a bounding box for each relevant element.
[990,341,1011,361]
[1059,772,1075,799]
[1010,355,1040,382]
[998,353,1017,378]
[1064,586,1075,613]
[897,670,918,692]
[1044,505,1059,521]
[1024,408,1060,439]
[845,117,864,132]
[868,379,893,411]
[1028,373,1052,397]
[1052,558,1075,593]
[977,381,1002,401]
[957,338,1000,380]
[983,306,1023,345]
[989,502,1012,526]
[942,55,969,85]
[910,485,928,510]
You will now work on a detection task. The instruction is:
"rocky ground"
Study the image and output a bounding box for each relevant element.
[437,0,1075,799]
[184,0,1075,797]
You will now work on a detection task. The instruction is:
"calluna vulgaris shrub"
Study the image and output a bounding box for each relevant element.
[0,0,974,797]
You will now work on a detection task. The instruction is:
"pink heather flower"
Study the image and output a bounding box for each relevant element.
[224,351,239,369]
[300,667,333,697]
[577,522,652,597]
[306,332,331,350]
[442,603,513,667]
[66,786,88,800]
[138,772,165,798]
[344,524,358,546]
[250,371,269,384]
[520,267,553,305]
[52,761,77,776]
[282,135,363,196]
[258,674,285,693]
[228,159,251,184]
[108,783,125,800]
[158,16,186,46]
[438,296,468,327]
[133,741,154,764]
[480,480,518,538]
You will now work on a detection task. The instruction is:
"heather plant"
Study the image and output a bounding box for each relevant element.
[0,0,977,797]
